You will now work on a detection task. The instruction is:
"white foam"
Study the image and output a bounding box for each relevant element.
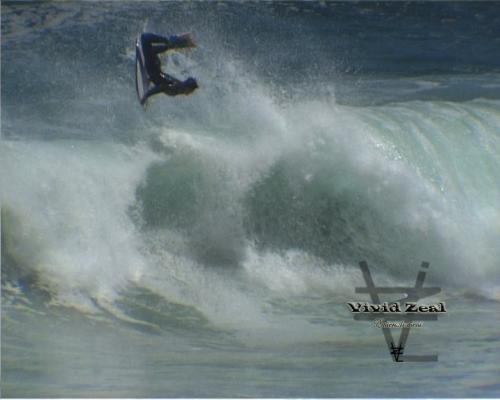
[0,140,158,304]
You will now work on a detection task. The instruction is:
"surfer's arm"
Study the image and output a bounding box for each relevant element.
[142,85,164,104]
[143,74,180,102]
[143,75,197,102]
[143,83,180,103]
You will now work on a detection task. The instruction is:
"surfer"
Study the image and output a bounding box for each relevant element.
[138,32,198,104]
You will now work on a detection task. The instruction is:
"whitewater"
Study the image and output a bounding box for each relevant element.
[1,2,499,397]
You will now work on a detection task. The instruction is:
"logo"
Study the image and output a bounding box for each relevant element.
[349,261,445,362]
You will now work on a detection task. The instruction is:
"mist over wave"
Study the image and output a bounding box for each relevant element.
[3,4,500,398]
[2,1,500,331]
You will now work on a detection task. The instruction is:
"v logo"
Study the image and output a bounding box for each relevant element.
[354,261,440,362]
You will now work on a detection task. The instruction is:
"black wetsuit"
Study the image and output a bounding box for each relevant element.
[140,32,197,103]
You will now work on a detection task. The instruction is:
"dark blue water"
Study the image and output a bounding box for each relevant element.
[3,1,500,141]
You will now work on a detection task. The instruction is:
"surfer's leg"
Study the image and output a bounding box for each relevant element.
[141,32,170,54]
[141,32,195,55]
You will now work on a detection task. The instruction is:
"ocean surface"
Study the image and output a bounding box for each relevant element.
[1,1,500,397]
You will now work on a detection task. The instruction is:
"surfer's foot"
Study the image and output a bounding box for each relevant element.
[176,33,196,49]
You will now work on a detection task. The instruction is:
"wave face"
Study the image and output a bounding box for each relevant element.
[1,2,500,397]
[2,0,500,315]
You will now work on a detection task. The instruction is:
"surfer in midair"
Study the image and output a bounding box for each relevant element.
[139,32,198,104]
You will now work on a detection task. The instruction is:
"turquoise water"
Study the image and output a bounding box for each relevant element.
[3,291,499,397]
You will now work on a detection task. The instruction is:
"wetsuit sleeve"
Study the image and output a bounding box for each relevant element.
[142,85,164,104]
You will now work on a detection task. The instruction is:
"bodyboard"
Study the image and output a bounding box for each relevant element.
[135,36,151,106]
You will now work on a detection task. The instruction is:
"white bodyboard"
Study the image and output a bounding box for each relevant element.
[135,36,151,105]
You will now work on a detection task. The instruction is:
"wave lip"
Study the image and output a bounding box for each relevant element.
[3,99,500,320]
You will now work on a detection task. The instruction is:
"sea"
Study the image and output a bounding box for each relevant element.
[1,1,500,397]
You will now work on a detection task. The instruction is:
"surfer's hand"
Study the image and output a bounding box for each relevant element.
[177,33,196,48]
